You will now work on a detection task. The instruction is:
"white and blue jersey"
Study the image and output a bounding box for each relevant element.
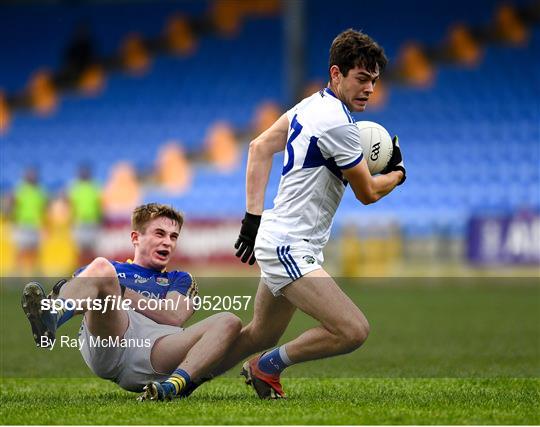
[260,88,364,251]
[74,261,198,300]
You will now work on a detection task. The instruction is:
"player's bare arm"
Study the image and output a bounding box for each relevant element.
[235,113,289,264]
[125,288,194,326]
[246,113,289,214]
[343,159,403,204]
[344,132,406,204]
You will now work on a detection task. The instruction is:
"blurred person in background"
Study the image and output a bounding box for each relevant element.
[39,191,78,276]
[69,164,102,265]
[101,162,141,221]
[58,22,97,86]
[11,167,47,275]
[0,192,16,275]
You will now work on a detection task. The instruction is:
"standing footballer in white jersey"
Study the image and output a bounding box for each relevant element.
[215,29,405,399]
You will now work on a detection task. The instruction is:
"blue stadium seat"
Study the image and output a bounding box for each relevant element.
[2,3,538,238]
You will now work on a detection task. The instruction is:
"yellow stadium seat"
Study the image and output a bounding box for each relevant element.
[397,43,434,87]
[252,101,281,136]
[205,121,240,172]
[165,15,196,55]
[29,70,58,115]
[211,0,243,36]
[0,91,9,134]
[156,141,192,194]
[78,64,106,95]
[121,34,151,74]
[102,162,141,218]
[495,4,529,45]
[447,24,482,66]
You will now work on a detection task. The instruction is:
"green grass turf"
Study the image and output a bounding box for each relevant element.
[1,277,539,424]
[1,378,539,424]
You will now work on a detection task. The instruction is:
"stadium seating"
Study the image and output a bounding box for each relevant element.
[1,0,538,237]
[0,1,211,92]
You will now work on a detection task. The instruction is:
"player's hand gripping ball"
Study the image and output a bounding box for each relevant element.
[381,135,406,185]
[356,121,407,185]
[356,121,394,175]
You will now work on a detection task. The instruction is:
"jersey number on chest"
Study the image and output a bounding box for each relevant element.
[282,114,304,175]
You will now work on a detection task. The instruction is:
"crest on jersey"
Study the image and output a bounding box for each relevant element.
[303,255,316,264]
[156,277,169,286]
[134,274,149,284]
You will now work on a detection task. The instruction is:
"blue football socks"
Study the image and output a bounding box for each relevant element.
[257,346,293,375]
[163,368,191,396]
[55,299,76,328]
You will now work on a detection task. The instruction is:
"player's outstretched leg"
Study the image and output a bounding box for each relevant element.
[21,257,127,348]
[200,281,295,399]
[242,269,369,399]
[139,312,242,401]
[21,281,58,348]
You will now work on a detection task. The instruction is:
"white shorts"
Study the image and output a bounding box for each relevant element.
[79,309,183,392]
[254,232,324,296]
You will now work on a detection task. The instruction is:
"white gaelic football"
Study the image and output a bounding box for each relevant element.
[356,121,393,174]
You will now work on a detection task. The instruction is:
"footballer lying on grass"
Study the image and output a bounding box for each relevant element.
[21,202,242,401]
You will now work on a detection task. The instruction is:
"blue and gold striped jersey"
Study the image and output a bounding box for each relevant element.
[74,261,198,300]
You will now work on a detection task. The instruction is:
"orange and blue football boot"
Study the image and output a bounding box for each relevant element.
[241,354,286,399]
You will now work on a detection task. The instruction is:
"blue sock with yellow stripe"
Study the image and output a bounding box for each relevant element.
[162,368,191,396]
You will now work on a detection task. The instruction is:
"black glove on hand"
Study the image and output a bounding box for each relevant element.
[234,212,261,265]
[381,135,406,185]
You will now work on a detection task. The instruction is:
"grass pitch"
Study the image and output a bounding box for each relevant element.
[1,377,538,425]
[1,277,539,424]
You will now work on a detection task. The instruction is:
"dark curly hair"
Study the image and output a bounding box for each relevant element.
[328,29,388,77]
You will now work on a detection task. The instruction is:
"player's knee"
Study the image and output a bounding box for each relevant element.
[84,257,119,296]
[216,312,242,337]
[338,319,370,353]
[86,257,116,278]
